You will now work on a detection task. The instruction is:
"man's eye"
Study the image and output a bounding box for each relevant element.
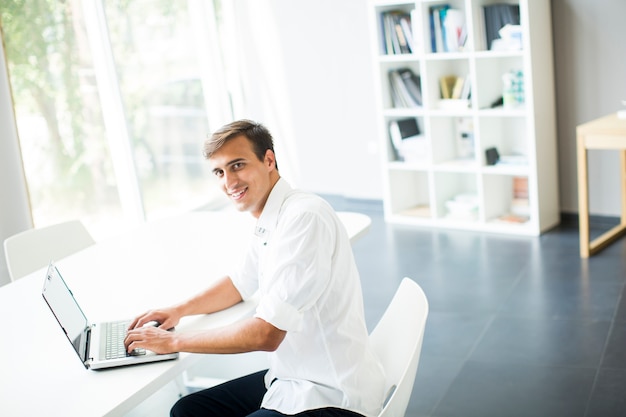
[213,170,224,177]
[232,163,244,170]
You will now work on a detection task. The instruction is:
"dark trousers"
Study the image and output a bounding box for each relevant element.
[170,370,365,417]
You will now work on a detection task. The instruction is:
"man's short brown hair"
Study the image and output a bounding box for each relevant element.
[203,120,278,170]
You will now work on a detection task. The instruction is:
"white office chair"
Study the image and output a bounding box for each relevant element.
[3,220,95,281]
[370,278,429,417]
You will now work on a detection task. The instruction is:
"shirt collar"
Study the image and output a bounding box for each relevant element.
[255,177,292,238]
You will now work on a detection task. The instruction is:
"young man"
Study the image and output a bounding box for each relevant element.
[124,120,385,417]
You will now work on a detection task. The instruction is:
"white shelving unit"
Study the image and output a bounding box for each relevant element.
[369,0,559,235]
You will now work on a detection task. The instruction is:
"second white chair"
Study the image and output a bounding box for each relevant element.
[371,277,429,417]
[3,220,95,282]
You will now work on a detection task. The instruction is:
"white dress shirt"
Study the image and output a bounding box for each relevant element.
[230,178,385,417]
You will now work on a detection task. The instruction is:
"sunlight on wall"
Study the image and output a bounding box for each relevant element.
[232,0,301,188]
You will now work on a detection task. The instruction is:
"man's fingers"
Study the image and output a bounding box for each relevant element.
[124,328,143,352]
[128,312,150,330]
[125,327,173,354]
[128,312,157,330]
[128,317,140,330]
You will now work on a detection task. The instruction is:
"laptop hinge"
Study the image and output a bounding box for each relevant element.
[85,324,94,365]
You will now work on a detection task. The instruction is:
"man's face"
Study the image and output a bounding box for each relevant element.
[209,135,278,218]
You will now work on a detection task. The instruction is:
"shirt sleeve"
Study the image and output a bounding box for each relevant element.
[254,210,335,332]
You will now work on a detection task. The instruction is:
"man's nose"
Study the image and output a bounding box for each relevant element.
[223,171,237,189]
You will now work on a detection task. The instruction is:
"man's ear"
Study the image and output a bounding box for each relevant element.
[264,149,276,170]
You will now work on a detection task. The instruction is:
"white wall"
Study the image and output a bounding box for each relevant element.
[552,0,626,217]
[232,0,382,199]
[233,0,626,217]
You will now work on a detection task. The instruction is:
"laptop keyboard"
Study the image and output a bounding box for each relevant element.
[105,321,146,359]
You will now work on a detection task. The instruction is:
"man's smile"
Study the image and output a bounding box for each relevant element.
[230,188,247,200]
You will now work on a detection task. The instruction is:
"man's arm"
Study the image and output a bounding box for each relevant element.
[128,276,244,331]
[125,316,286,354]
[125,276,286,354]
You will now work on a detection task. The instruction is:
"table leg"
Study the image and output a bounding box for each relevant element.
[621,150,626,225]
[577,133,590,258]
[583,147,626,257]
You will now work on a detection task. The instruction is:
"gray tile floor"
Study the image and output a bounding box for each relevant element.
[131,198,626,417]
[339,198,626,417]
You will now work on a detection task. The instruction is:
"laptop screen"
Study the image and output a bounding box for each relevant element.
[42,263,90,364]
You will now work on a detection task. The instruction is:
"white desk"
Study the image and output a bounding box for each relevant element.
[337,211,371,243]
[0,210,370,416]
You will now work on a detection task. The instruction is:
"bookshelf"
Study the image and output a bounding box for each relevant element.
[369,0,559,235]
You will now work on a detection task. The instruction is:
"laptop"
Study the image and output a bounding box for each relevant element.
[42,262,179,370]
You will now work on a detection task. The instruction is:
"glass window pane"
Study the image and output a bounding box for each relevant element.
[2,0,230,237]
[1,1,125,238]
[103,0,225,220]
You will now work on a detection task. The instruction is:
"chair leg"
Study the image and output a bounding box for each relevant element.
[174,374,188,398]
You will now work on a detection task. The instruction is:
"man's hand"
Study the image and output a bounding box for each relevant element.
[127,307,181,332]
[124,325,177,354]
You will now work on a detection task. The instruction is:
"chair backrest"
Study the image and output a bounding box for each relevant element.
[3,220,95,281]
[370,278,428,417]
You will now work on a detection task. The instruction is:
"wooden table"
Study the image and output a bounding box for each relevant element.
[577,112,626,257]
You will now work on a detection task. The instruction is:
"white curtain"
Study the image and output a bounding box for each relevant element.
[0,35,33,286]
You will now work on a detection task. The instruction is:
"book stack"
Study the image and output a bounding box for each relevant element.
[483,4,520,50]
[388,68,422,108]
[438,74,471,110]
[495,176,529,224]
[429,5,467,53]
[511,176,529,216]
[380,10,416,55]
[439,75,471,100]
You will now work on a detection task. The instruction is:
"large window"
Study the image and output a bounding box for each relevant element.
[1,0,231,238]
